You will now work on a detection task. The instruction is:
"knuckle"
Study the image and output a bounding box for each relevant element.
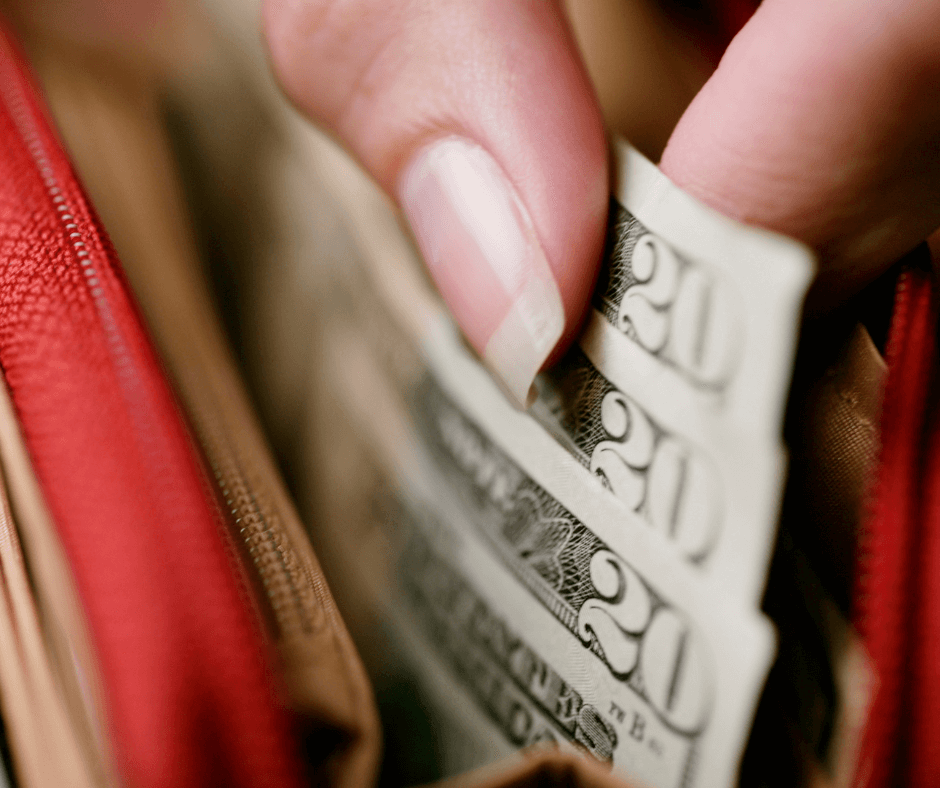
[262,0,403,126]
[262,0,340,109]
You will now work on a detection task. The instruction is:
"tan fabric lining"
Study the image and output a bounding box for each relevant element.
[0,367,116,787]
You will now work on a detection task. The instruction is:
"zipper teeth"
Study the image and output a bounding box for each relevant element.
[191,407,319,638]
[0,44,184,540]
[854,269,914,633]
[0,59,136,395]
[0,35,306,787]
[3,34,318,646]
[851,264,935,788]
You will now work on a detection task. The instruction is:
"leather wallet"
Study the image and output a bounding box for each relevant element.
[0,7,936,788]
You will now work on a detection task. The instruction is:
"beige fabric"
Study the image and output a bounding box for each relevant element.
[564,0,712,159]
[787,324,887,605]
[0,380,114,788]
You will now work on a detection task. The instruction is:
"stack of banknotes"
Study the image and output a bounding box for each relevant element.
[301,137,859,788]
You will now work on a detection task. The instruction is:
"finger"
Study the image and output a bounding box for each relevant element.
[263,0,608,406]
[660,0,940,306]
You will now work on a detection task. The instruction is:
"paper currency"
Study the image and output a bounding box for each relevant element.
[317,308,774,788]
[315,258,777,785]
[308,136,814,788]
[527,142,813,603]
[532,342,784,598]
[402,527,619,760]
[165,11,828,784]
[334,137,812,603]
[595,141,812,440]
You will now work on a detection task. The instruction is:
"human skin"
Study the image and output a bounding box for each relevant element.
[8,0,940,400]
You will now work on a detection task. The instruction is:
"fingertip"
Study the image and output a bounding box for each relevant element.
[662,0,940,295]
[399,136,568,408]
[262,0,609,396]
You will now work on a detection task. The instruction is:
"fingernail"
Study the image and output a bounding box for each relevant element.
[400,137,564,408]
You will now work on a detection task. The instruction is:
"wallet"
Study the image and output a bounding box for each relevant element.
[0,7,936,788]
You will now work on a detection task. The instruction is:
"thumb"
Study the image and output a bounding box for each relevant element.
[262,0,608,405]
[661,0,940,308]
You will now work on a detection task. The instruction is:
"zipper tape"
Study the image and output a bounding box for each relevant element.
[0,20,303,788]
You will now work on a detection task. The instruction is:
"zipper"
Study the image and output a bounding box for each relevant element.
[0,21,303,788]
[852,257,936,788]
[190,404,322,641]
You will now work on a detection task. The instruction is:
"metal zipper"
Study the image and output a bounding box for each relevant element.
[189,403,321,640]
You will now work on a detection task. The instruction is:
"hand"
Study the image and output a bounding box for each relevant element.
[262,0,940,404]
[661,0,940,308]
[263,0,609,405]
[11,1,940,403]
